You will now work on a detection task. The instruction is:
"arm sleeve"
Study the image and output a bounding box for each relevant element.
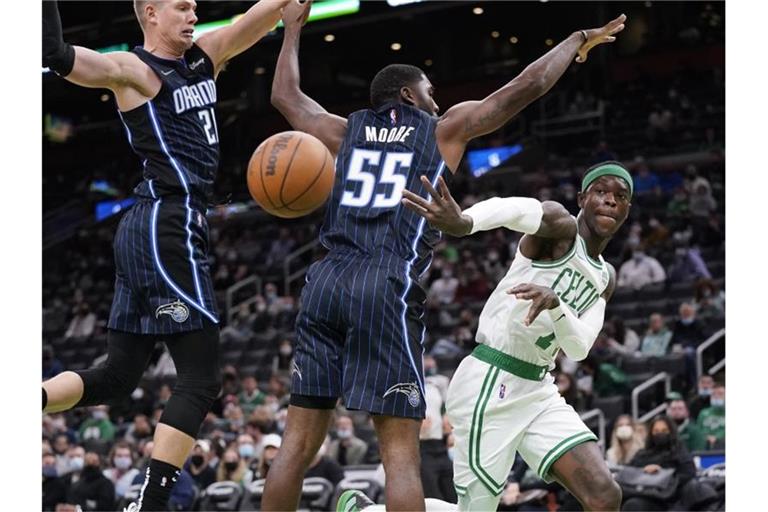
[463,197,543,235]
[547,298,606,361]
[42,1,75,76]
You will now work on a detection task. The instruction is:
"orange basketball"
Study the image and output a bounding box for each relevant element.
[247,131,335,218]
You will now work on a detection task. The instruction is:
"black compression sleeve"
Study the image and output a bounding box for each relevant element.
[43,0,75,76]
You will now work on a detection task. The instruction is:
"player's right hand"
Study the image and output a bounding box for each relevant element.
[575,13,626,63]
[401,176,473,237]
[282,0,312,28]
[506,283,560,326]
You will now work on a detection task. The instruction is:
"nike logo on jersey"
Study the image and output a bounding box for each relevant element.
[161,69,175,76]
[365,125,416,144]
[189,58,205,70]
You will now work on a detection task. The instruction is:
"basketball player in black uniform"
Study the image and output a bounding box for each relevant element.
[262,3,625,511]
[41,1,299,510]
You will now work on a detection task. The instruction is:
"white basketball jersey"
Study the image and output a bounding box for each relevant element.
[476,234,611,369]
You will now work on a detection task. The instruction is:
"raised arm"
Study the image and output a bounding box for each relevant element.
[401,176,576,240]
[195,0,294,76]
[270,0,347,156]
[434,15,625,170]
[43,1,150,93]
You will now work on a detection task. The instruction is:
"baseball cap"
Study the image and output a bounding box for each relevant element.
[262,433,282,449]
[194,439,211,454]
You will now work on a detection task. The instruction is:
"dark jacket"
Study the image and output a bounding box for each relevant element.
[65,467,116,512]
[629,443,697,488]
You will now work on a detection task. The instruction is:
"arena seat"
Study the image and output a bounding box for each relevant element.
[332,477,384,509]
[199,481,244,511]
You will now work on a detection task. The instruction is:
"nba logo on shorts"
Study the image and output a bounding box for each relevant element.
[499,383,506,399]
[389,108,397,125]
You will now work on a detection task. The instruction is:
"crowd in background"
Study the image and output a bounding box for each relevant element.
[42,56,725,512]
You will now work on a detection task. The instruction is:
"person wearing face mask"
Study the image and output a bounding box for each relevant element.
[688,374,714,420]
[65,452,116,512]
[640,313,673,356]
[102,442,140,500]
[185,439,217,490]
[274,339,295,373]
[617,244,666,290]
[77,405,116,444]
[624,415,696,511]
[216,447,247,484]
[695,383,725,450]
[257,434,283,479]
[606,414,644,465]
[43,452,67,512]
[328,415,369,466]
[428,265,460,308]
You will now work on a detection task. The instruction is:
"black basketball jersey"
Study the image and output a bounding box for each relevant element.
[320,102,448,277]
[118,44,219,203]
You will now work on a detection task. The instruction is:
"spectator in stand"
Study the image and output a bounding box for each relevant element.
[667,245,712,284]
[237,433,258,468]
[267,374,291,408]
[222,403,247,439]
[103,441,140,500]
[647,104,674,147]
[455,260,491,303]
[642,217,670,251]
[328,415,368,466]
[52,432,74,475]
[220,304,255,345]
[640,313,673,356]
[273,339,294,373]
[555,372,585,411]
[78,405,116,444]
[666,394,705,452]
[428,265,459,306]
[239,375,266,417]
[419,356,455,502]
[65,451,116,512]
[256,434,282,480]
[64,302,96,340]
[689,181,718,220]
[592,140,618,164]
[124,414,154,445]
[688,375,714,420]
[186,440,217,491]
[623,416,697,512]
[43,345,64,379]
[632,157,662,203]
[606,415,644,466]
[154,383,173,409]
[693,278,725,322]
[606,315,641,355]
[216,447,248,484]
[695,383,725,450]
[266,228,297,269]
[672,303,706,349]
[618,246,667,290]
[666,188,690,222]
[43,452,67,511]
[304,436,345,487]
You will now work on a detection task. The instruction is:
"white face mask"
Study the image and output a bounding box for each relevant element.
[616,425,634,441]
[69,456,84,471]
[114,456,132,470]
[447,447,455,461]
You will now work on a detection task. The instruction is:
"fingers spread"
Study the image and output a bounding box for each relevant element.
[420,175,443,203]
[401,198,429,216]
[401,189,433,211]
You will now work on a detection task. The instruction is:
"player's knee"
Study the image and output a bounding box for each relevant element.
[75,364,140,407]
[174,376,221,411]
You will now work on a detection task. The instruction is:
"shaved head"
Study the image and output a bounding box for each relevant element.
[134,1,162,30]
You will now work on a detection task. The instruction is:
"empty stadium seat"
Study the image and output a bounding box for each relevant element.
[199,481,244,511]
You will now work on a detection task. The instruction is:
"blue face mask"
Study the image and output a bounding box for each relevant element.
[238,444,255,459]
[447,447,455,461]
[43,465,57,478]
[710,398,725,408]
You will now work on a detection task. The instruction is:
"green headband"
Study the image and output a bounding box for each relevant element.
[581,163,634,197]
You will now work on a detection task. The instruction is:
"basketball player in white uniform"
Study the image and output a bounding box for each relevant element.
[393,161,634,511]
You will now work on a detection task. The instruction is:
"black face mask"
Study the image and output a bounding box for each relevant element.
[653,433,672,448]
[191,455,204,467]
[224,461,239,472]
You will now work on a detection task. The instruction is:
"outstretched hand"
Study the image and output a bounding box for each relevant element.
[576,13,626,63]
[401,176,473,237]
[282,0,312,29]
[506,283,560,326]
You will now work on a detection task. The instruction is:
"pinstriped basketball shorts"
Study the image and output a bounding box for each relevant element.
[107,197,219,335]
[446,354,596,509]
[291,252,427,420]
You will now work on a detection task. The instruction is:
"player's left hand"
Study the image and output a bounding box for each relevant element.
[576,13,626,63]
[507,283,560,326]
[401,176,473,237]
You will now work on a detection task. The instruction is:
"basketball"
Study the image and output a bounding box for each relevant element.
[247,131,335,218]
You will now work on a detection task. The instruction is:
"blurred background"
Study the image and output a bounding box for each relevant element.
[42,1,724,511]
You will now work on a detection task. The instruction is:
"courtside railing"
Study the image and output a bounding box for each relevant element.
[696,328,726,381]
[631,372,671,423]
